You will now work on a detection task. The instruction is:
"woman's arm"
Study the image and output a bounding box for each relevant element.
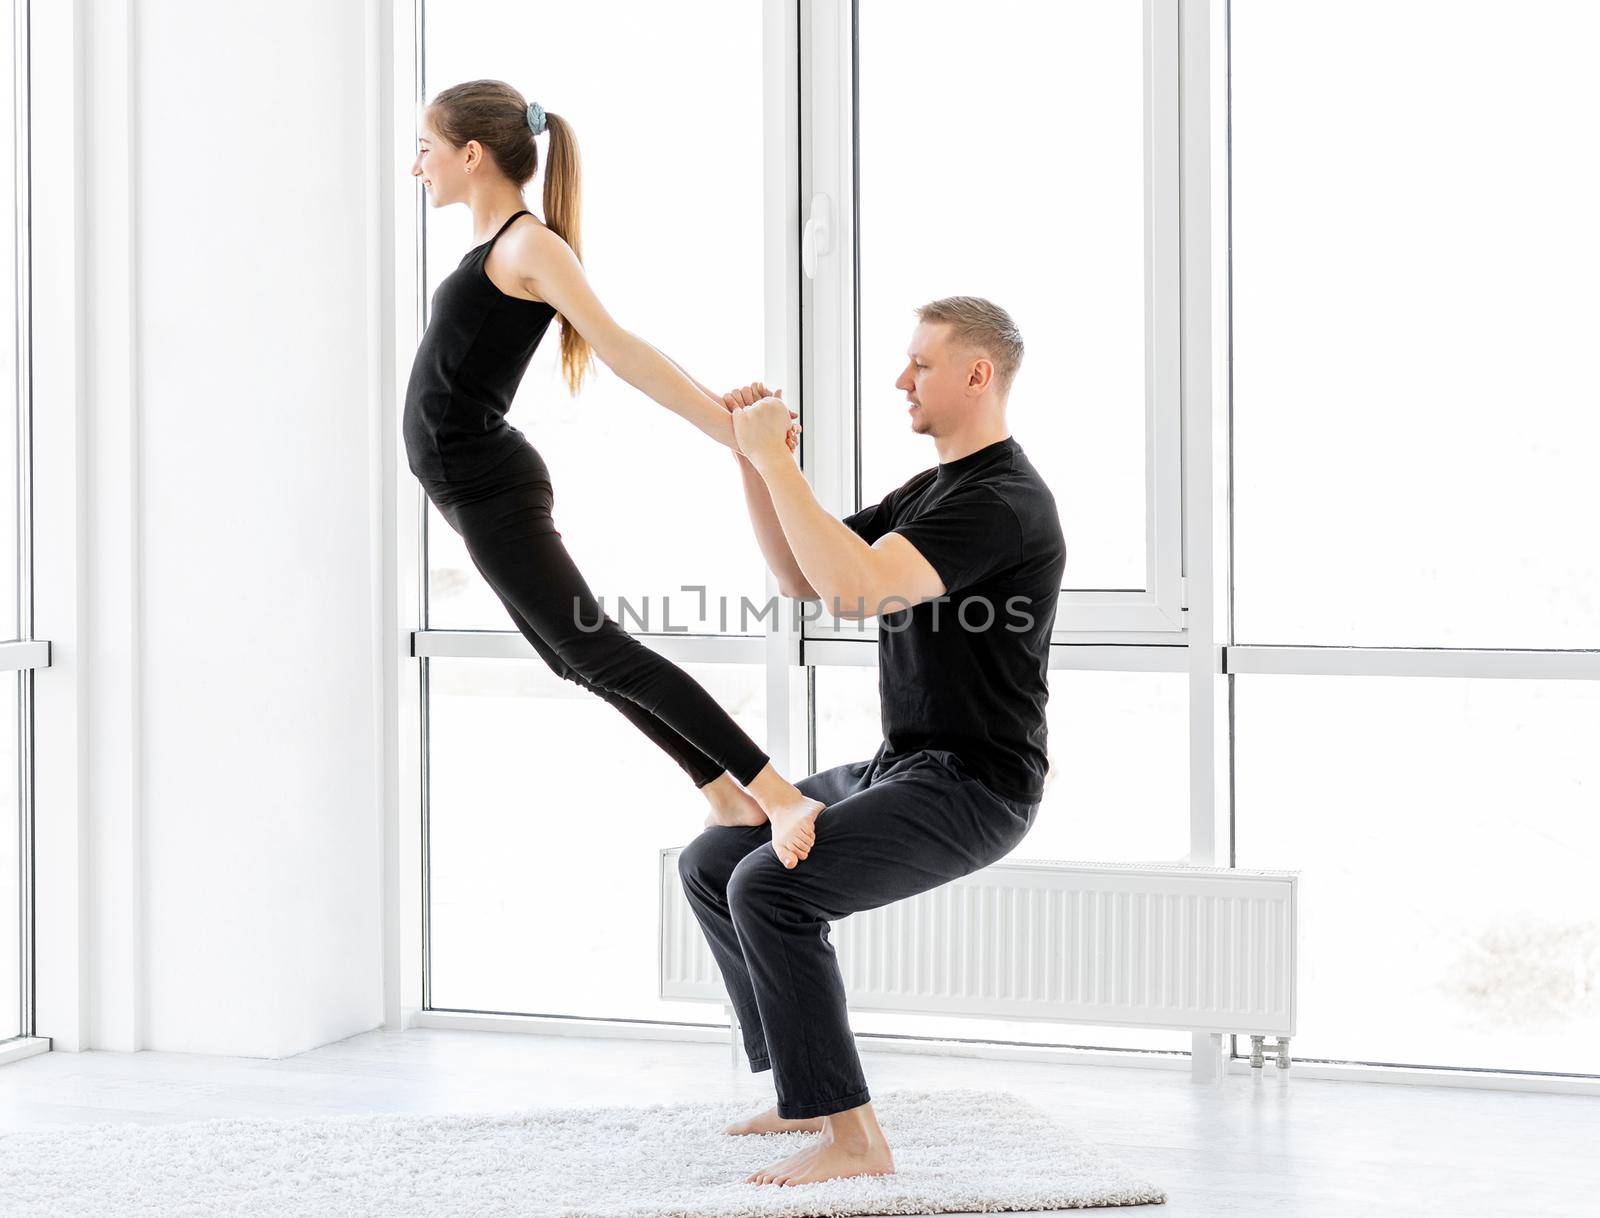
[648,359,799,455]
[645,342,722,407]
[514,224,738,451]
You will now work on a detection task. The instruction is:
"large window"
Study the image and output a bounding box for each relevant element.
[427,657,765,1021]
[416,0,776,1026]
[409,0,1599,1084]
[1237,675,1599,1076]
[816,663,1191,1054]
[811,0,1185,643]
[422,0,769,638]
[1232,0,1600,649]
[856,0,1148,592]
[1229,0,1600,1078]
[816,665,1189,868]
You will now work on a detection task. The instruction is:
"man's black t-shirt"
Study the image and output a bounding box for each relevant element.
[842,435,1066,804]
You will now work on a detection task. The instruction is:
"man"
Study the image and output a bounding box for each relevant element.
[679,296,1067,1188]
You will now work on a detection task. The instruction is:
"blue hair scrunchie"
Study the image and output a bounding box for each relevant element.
[525,101,547,136]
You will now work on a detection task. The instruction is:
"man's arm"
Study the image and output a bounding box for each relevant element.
[720,383,816,599]
[735,446,820,599]
[730,397,947,619]
[755,460,945,617]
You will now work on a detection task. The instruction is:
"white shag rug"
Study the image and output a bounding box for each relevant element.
[0,1086,1167,1217]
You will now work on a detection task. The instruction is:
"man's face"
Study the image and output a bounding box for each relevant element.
[893,321,972,436]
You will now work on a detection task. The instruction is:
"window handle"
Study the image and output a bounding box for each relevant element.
[802,193,832,280]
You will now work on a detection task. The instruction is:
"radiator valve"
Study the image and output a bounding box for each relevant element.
[1250,1034,1292,1070]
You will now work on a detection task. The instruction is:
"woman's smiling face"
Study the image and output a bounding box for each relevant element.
[411,109,465,205]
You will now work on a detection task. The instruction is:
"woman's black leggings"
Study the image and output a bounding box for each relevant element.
[420,441,771,789]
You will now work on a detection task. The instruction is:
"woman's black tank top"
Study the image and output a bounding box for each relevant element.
[403,209,558,482]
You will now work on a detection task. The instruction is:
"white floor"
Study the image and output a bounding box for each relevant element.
[1,1028,1595,1216]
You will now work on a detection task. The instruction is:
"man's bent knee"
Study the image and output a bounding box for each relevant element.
[726,848,790,920]
[677,834,721,893]
[679,828,751,897]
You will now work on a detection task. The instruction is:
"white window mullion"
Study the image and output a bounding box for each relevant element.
[761,0,808,775]
[1179,0,1233,871]
[1050,0,1185,641]
[1177,0,1234,1080]
[1144,0,1187,632]
[794,0,865,649]
[390,0,425,1033]
[798,0,855,526]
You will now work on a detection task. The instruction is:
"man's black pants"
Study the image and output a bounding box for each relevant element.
[677,746,1038,1119]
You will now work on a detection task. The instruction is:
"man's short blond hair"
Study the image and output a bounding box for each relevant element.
[915,296,1024,396]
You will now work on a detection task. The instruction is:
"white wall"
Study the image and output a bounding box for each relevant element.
[33,0,388,1055]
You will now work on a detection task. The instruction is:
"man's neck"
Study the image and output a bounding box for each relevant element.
[933,425,1011,466]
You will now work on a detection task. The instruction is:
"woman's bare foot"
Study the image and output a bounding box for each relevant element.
[740,764,823,869]
[700,772,770,829]
[745,1104,895,1186]
[722,1103,825,1136]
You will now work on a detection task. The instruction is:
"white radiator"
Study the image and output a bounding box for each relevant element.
[659,849,1298,1066]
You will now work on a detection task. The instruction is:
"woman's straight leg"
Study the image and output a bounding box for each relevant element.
[436,461,771,787]
[476,558,727,788]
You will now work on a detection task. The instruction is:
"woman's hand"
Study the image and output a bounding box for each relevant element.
[729,395,799,473]
[722,382,799,453]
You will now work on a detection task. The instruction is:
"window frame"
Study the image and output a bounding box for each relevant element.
[392,0,1600,1089]
[2,0,34,1051]
[799,0,1187,649]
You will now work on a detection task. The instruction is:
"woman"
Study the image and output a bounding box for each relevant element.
[405,80,820,868]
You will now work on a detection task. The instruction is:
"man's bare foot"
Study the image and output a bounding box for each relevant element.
[741,765,823,869]
[745,1139,822,1184]
[722,1103,825,1136]
[759,1135,895,1186]
[745,1106,895,1186]
[700,772,770,830]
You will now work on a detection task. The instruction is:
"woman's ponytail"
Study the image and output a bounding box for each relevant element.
[539,112,593,396]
